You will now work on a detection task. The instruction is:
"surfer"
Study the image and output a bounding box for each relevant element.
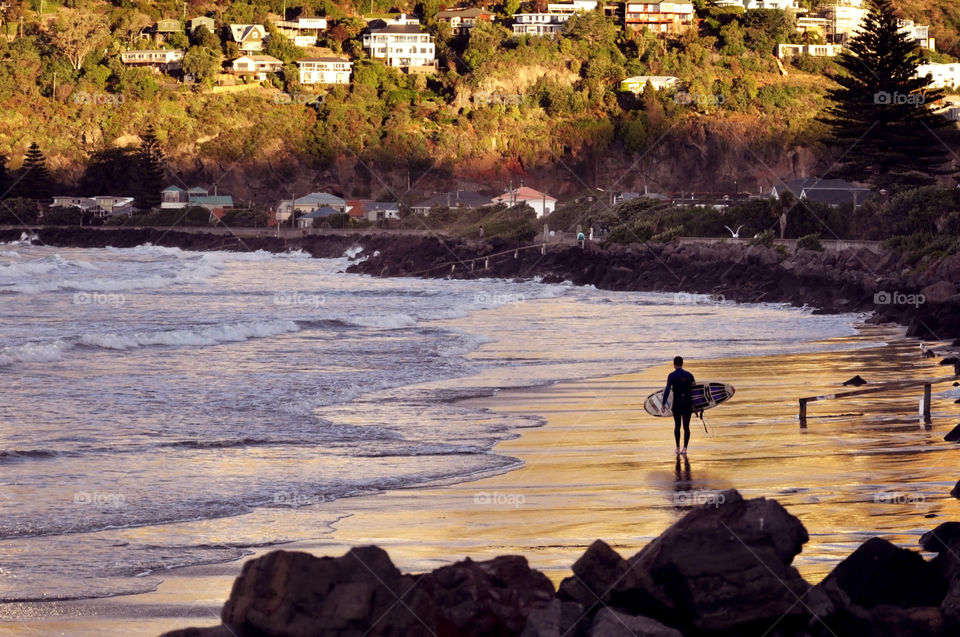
[662,356,695,455]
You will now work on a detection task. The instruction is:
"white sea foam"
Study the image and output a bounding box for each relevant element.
[78,320,301,350]
[0,340,73,367]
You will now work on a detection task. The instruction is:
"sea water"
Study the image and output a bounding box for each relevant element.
[0,243,865,601]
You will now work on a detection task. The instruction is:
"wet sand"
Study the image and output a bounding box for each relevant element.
[3,323,959,636]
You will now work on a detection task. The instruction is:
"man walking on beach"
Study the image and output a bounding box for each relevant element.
[662,356,695,455]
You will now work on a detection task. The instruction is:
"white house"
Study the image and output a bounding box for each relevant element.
[546,0,598,14]
[823,5,867,43]
[275,17,327,47]
[916,63,960,90]
[120,49,184,72]
[776,43,839,59]
[714,0,798,9]
[493,186,558,218]
[297,56,352,84]
[512,13,571,37]
[364,202,401,222]
[231,55,283,80]
[898,19,935,51]
[436,8,494,35]
[362,16,437,72]
[277,192,347,223]
[620,75,679,94]
[51,195,133,216]
[229,24,268,52]
[52,196,96,210]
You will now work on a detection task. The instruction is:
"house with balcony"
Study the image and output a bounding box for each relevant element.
[120,49,185,73]
[776,43,839,59]
[231,55,284,80]
[152,18,182,44]
[276,192,347,223]
[436,8,494,35]
[898,19,935,51]
[297,55,352,84]
[362,16,437,73]
[411,191,494,214]
[624,2,695,35]
[275,17,327,47]
[714,0,797,8]
[229,24,268,52]
[545,0,598,14]
[511,13,572,37]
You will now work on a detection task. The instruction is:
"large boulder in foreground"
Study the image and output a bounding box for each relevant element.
[560,489,822,634]
[418,554,555,636]
[921,522,960,628]
[816,537,947,610]
[163,547,436,637]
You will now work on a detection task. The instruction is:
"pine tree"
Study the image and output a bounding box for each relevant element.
[135,126,166,211]
[821,0,954,190]
[12,143,53,203]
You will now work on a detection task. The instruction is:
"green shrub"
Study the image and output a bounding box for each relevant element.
[796,232,823,251]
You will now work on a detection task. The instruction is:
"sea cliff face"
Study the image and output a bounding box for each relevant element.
[160,490,960,637]
[5,227,960,342]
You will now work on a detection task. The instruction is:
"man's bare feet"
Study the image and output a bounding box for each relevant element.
[675,447,681,455]
[680,447,687,455]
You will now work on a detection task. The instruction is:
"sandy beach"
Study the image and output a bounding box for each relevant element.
[3,322,959,636]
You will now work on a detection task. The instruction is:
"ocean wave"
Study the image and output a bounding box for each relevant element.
[77,320,300,350]
[0,340,73,366]
[0,449,65,462]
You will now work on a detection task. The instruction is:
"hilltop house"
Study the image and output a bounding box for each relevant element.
[229,24,268,52]
[493,186,558,218]
[297,55,352,84]
[899,20,935,51]
[776,43,839,60]
[231,54,283,80]
[620,75,678,94]
[624,2,695,35]
[189,16,215,35]
[151,18,182,44]
[771,178,872,208]
[714,0,797,8]
[120,49,184,73]
[436,8,494,35]
[411,191,493,214]
[511,13,571,37]
[275,17,327,46]
[160,186,234,219]
[362,16,437,72]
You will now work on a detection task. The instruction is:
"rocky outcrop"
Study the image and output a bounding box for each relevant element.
[162,492,960,637]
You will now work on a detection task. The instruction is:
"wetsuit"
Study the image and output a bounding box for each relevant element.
[664,368,695,448]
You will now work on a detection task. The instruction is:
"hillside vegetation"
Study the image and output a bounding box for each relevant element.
[0,0,955,201]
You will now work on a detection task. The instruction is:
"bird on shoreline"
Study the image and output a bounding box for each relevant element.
[921,344,936,358]
[724,224,745,238]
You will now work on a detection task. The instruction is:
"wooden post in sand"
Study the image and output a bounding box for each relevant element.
[923,383,932,424]
[799,399,807,428]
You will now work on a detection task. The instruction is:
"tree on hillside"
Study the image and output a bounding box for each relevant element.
[10,143,53,203]
[135,126,166,211]
[79,147,141,195]
[53,9,109,71]
[183,46,222,84]
[821,0,954,190]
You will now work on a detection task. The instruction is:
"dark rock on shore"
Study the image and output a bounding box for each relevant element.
[843,375,868,386]
[945,425,960,442]
[161,491,960,637]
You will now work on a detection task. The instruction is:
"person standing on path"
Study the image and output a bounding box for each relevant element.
[661,356,695,455]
